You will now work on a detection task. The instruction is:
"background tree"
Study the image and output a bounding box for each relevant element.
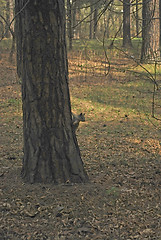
[89,1,94,39]
[123,0,132,47]
[135,0,139,36]
[72,0,77,38]
[0,0,15,61]
[67,0,72,49]
[5,0,10,38]
[15,0,88,184]
[93,3,98,39]
[0,0,6,38]
[141,0,160,62]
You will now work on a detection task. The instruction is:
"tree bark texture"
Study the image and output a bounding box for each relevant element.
[141,0,160,62]
[159,0,161,47]
[15,0,88,184]
[123,0,132,47]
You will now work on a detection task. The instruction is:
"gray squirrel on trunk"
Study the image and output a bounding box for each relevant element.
[72,112,85,132]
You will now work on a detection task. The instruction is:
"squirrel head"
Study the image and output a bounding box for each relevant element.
[79,113,85,122]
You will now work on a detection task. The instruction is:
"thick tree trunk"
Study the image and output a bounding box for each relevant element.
[159,0,161,48]
[123,0,132,47]
[141,0,160,62]
[15,0,88,184]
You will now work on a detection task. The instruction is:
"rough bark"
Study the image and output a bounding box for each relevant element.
[15,0,88,184]
[123,0,132,47]
[159,0,161,48]
[141,0,160,62]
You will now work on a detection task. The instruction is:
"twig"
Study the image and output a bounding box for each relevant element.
[113,45,159,89]
[0,0,30,42]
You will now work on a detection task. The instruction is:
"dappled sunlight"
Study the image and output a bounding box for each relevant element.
[127,137,161,155]
[1,40,160,239]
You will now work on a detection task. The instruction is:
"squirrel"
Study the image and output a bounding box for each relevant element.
[72,112,85,132]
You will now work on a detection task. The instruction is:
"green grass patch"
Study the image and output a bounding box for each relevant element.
[0,38,12,50]
[72,81,153,115]
[8,98,21,105]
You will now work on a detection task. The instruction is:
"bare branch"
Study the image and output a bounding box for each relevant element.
[0,0,30,42]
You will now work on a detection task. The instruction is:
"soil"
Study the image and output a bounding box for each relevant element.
[0,51,161,240]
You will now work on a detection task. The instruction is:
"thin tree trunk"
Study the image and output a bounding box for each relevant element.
[77,4,82,39]
[15,0,88,184]
[93,6,98,39]
[136,0,139,37]
[89,4,93,39]
[67,0,72,50]
[0,20,4,39]
[9,32,15,61]
[5,0,10,38]
[72,0,76,38]
[123,0,132,47]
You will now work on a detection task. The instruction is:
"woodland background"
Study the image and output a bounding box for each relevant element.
[0,0,161,239]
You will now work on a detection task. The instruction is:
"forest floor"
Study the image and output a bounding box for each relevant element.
[0,47,161,240]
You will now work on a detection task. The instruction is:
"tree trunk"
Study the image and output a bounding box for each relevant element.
[89,3,93,39]
[15,0,88,184]
[77,3,82,39]
[141,0,160,62]
[5,0,10,38]
[123,0,132,47]
[93,6,98,39]
[135,0,139,37]
[105,13,111,39]
[9,31,16,62]
[72,0,77,38]
[0,20,4,39]
[67,0,72,50]
[159,0,161,48]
